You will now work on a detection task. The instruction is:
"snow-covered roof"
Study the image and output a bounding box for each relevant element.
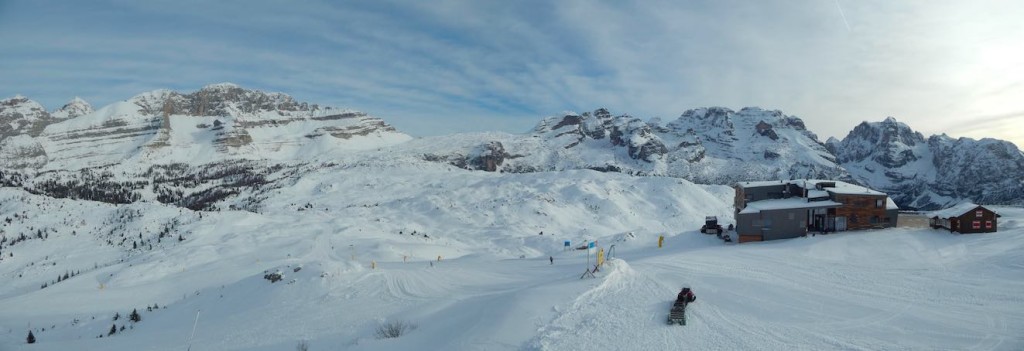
[797,179,886,196]
[886,197,899,210]
[928,203,986,218]
[739,198,842,214]
[737,179,886,196]
[736,180,789,188]
[807,190,829,198]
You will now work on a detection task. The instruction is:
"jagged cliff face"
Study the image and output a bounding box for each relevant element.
[1,96,57,138]
[829,118,1024,210]
[0,96,67,169]
[0,83,411,170]
[415,107,849,185]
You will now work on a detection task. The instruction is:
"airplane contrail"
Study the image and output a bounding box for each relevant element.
[834,0,851,31]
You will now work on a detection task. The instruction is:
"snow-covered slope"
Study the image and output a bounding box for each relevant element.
[1,162,1021,350]
[2,86,1024,349]
[829,117,1024,210]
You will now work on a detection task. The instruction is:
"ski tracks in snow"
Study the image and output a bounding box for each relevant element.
[524,259,751,350]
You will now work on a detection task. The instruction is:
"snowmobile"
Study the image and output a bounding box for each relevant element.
[667,300,688,325]
[668,288,695,325]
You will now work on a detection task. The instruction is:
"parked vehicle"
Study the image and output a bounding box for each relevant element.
[700,216,723,235]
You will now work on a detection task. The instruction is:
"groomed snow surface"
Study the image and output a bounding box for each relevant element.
[1,166,1022,350]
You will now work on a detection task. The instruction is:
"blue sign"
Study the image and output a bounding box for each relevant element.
[588,241,595,249]
[564,240,570,247]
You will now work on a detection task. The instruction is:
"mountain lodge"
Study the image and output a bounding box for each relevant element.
[733,179,898,243]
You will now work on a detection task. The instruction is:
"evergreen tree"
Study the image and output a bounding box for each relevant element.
[113,312,120,321]
[129,309,141,322]
[27,330,35,344]
[108,324,116,336]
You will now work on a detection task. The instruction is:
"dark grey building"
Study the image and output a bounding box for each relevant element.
[734,180,898,243]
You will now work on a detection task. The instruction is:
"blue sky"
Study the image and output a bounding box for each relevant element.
[1,0,1022,147]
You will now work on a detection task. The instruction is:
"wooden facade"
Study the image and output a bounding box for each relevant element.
[931,205,998,233]
[832,194,892,230]
[738,235,763,243]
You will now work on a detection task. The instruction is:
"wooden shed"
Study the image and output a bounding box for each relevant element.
[928,203,998,234]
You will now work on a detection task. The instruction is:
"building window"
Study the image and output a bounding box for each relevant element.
[976,210,983,218]
[850,215,858,223]
[985,221,993,229]
[752,219,763,227]
[870,216,880,224]
[788,212,795,220]
[876,199,884,208]
[972,221,981,229]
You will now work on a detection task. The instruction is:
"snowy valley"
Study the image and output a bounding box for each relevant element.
[1,85,1023,350]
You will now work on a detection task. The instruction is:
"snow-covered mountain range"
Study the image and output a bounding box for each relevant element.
[827,117,1024,210]
[3,84,1024,350]
[2,84,1022,210]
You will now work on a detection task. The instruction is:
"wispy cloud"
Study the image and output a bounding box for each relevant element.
[1,0,1022,148]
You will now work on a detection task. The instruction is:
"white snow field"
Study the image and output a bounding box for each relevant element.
[1,164,1022,350]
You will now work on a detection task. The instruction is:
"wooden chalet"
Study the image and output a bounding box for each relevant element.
[928,203,999,233]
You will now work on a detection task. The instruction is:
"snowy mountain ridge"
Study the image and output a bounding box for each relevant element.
[2,84,1023,210]
[828,117,1024,210]
[0,84,411,170]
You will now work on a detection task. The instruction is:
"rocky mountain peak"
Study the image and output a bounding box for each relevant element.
[678,107,734,129]
[833,117,925,165]
[831,117,1024,210]
[1,95,55,138]
[51,97,94,119]
[127,84,324,118]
